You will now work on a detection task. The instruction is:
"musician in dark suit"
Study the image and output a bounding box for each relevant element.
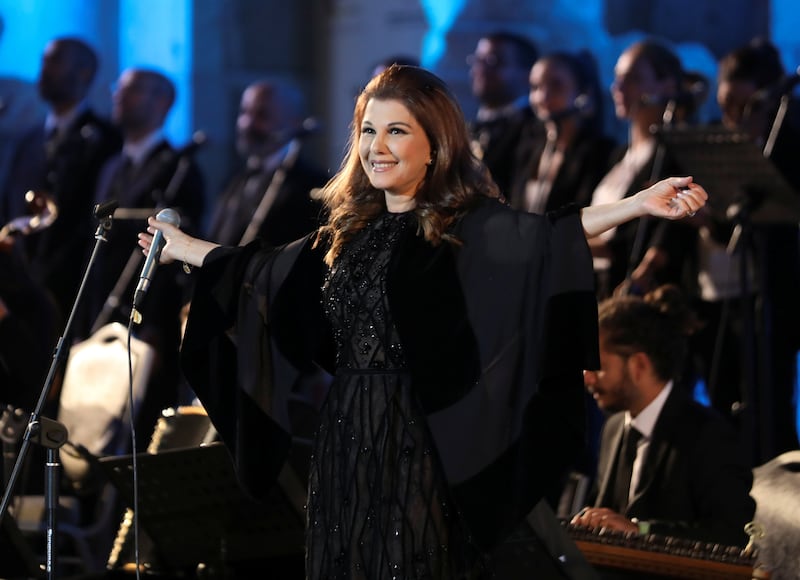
[206,79,327,247]
[82,67,204,449]
[2,37,122,322]
[574,285,755,548]
[467,31,540,197]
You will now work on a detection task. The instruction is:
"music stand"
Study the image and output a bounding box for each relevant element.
[654,125,800,224]
[98,443,305,573]
[655,125,800,463]
[0,513,42,579]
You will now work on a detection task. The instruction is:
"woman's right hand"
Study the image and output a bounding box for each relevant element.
[138,216,183,264]
[137,217,220,268]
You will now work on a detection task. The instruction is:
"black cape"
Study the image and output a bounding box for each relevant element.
[181,197,599,548]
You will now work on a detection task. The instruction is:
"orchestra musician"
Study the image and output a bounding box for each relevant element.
[575,285,756,548]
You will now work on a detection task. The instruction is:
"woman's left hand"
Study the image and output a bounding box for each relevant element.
[638,176,708,220]
[580,176,709,239]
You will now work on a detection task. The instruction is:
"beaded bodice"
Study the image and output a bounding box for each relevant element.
[322,211,411,370]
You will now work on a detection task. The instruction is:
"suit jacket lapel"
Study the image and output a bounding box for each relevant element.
[596,414,625,508]
[126,140,173,207]
[627,390,680,512]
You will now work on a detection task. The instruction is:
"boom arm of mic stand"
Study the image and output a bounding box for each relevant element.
[239,137,305,246]
[160,150,196,210]
[0,212,115,579]
[661,98,678,127]
[762,93,791,160]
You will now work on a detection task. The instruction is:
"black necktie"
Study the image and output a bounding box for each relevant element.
[109,155,136,206]
[45,126,60,159]
[211,169,266,246]
[120,154,136,177]
[611,425,642,514]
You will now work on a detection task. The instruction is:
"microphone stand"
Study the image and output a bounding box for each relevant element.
[721,90,796,463]
[727,92,794,462]
[762,92,792,160]
[161,146,197,209]
[621,100,676,295]
[724,192,761,463]
[0,200,118,579]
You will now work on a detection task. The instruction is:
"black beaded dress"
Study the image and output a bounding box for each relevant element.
[308,211,487,579]
[180,199,599,580]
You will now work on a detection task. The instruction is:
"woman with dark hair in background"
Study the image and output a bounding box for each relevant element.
[140,65,705,578]
[588,39,698,298]
[509,50,616,214]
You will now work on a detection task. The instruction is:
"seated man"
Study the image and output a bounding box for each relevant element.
[573,285,755,547]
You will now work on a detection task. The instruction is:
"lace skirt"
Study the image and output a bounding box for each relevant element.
[306,369,489,579]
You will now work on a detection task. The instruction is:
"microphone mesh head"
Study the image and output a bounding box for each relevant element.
[156,207,181,227]
[192,130,208,146]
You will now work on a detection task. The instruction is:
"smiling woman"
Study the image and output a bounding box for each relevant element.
[358,98,433,212]
[139,64,706,579]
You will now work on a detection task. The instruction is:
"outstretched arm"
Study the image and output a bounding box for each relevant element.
[580,176,707,239]
[137,216,220,268]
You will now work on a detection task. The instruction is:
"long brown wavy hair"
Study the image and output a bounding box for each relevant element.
[315,65,499,266]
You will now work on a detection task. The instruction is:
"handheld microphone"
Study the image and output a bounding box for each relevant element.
[269,117,321,144]
[156,132,208,167]
[777,66,800,95]
[174,130,208,157]
[133,207,180,310]
[641,79,708,107]
[288,117,321,140]
[296,117,321,138]
[546,94,594,123]
[749,66,800,105]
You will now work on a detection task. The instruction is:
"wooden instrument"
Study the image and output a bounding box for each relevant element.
[0,190,58,246]
[565,522,770,579]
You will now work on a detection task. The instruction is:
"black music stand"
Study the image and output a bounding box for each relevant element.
[655,125,800,463]
[0,513,42,579]
[654,125,800,224]
[98,443,305,574]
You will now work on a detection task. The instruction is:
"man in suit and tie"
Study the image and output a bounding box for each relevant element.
[206,79,327,247]
[81,67,204,450]
[2,37,122,323]
[573,285,755,547]
[466,31,539,197]
[85,67,205,330]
